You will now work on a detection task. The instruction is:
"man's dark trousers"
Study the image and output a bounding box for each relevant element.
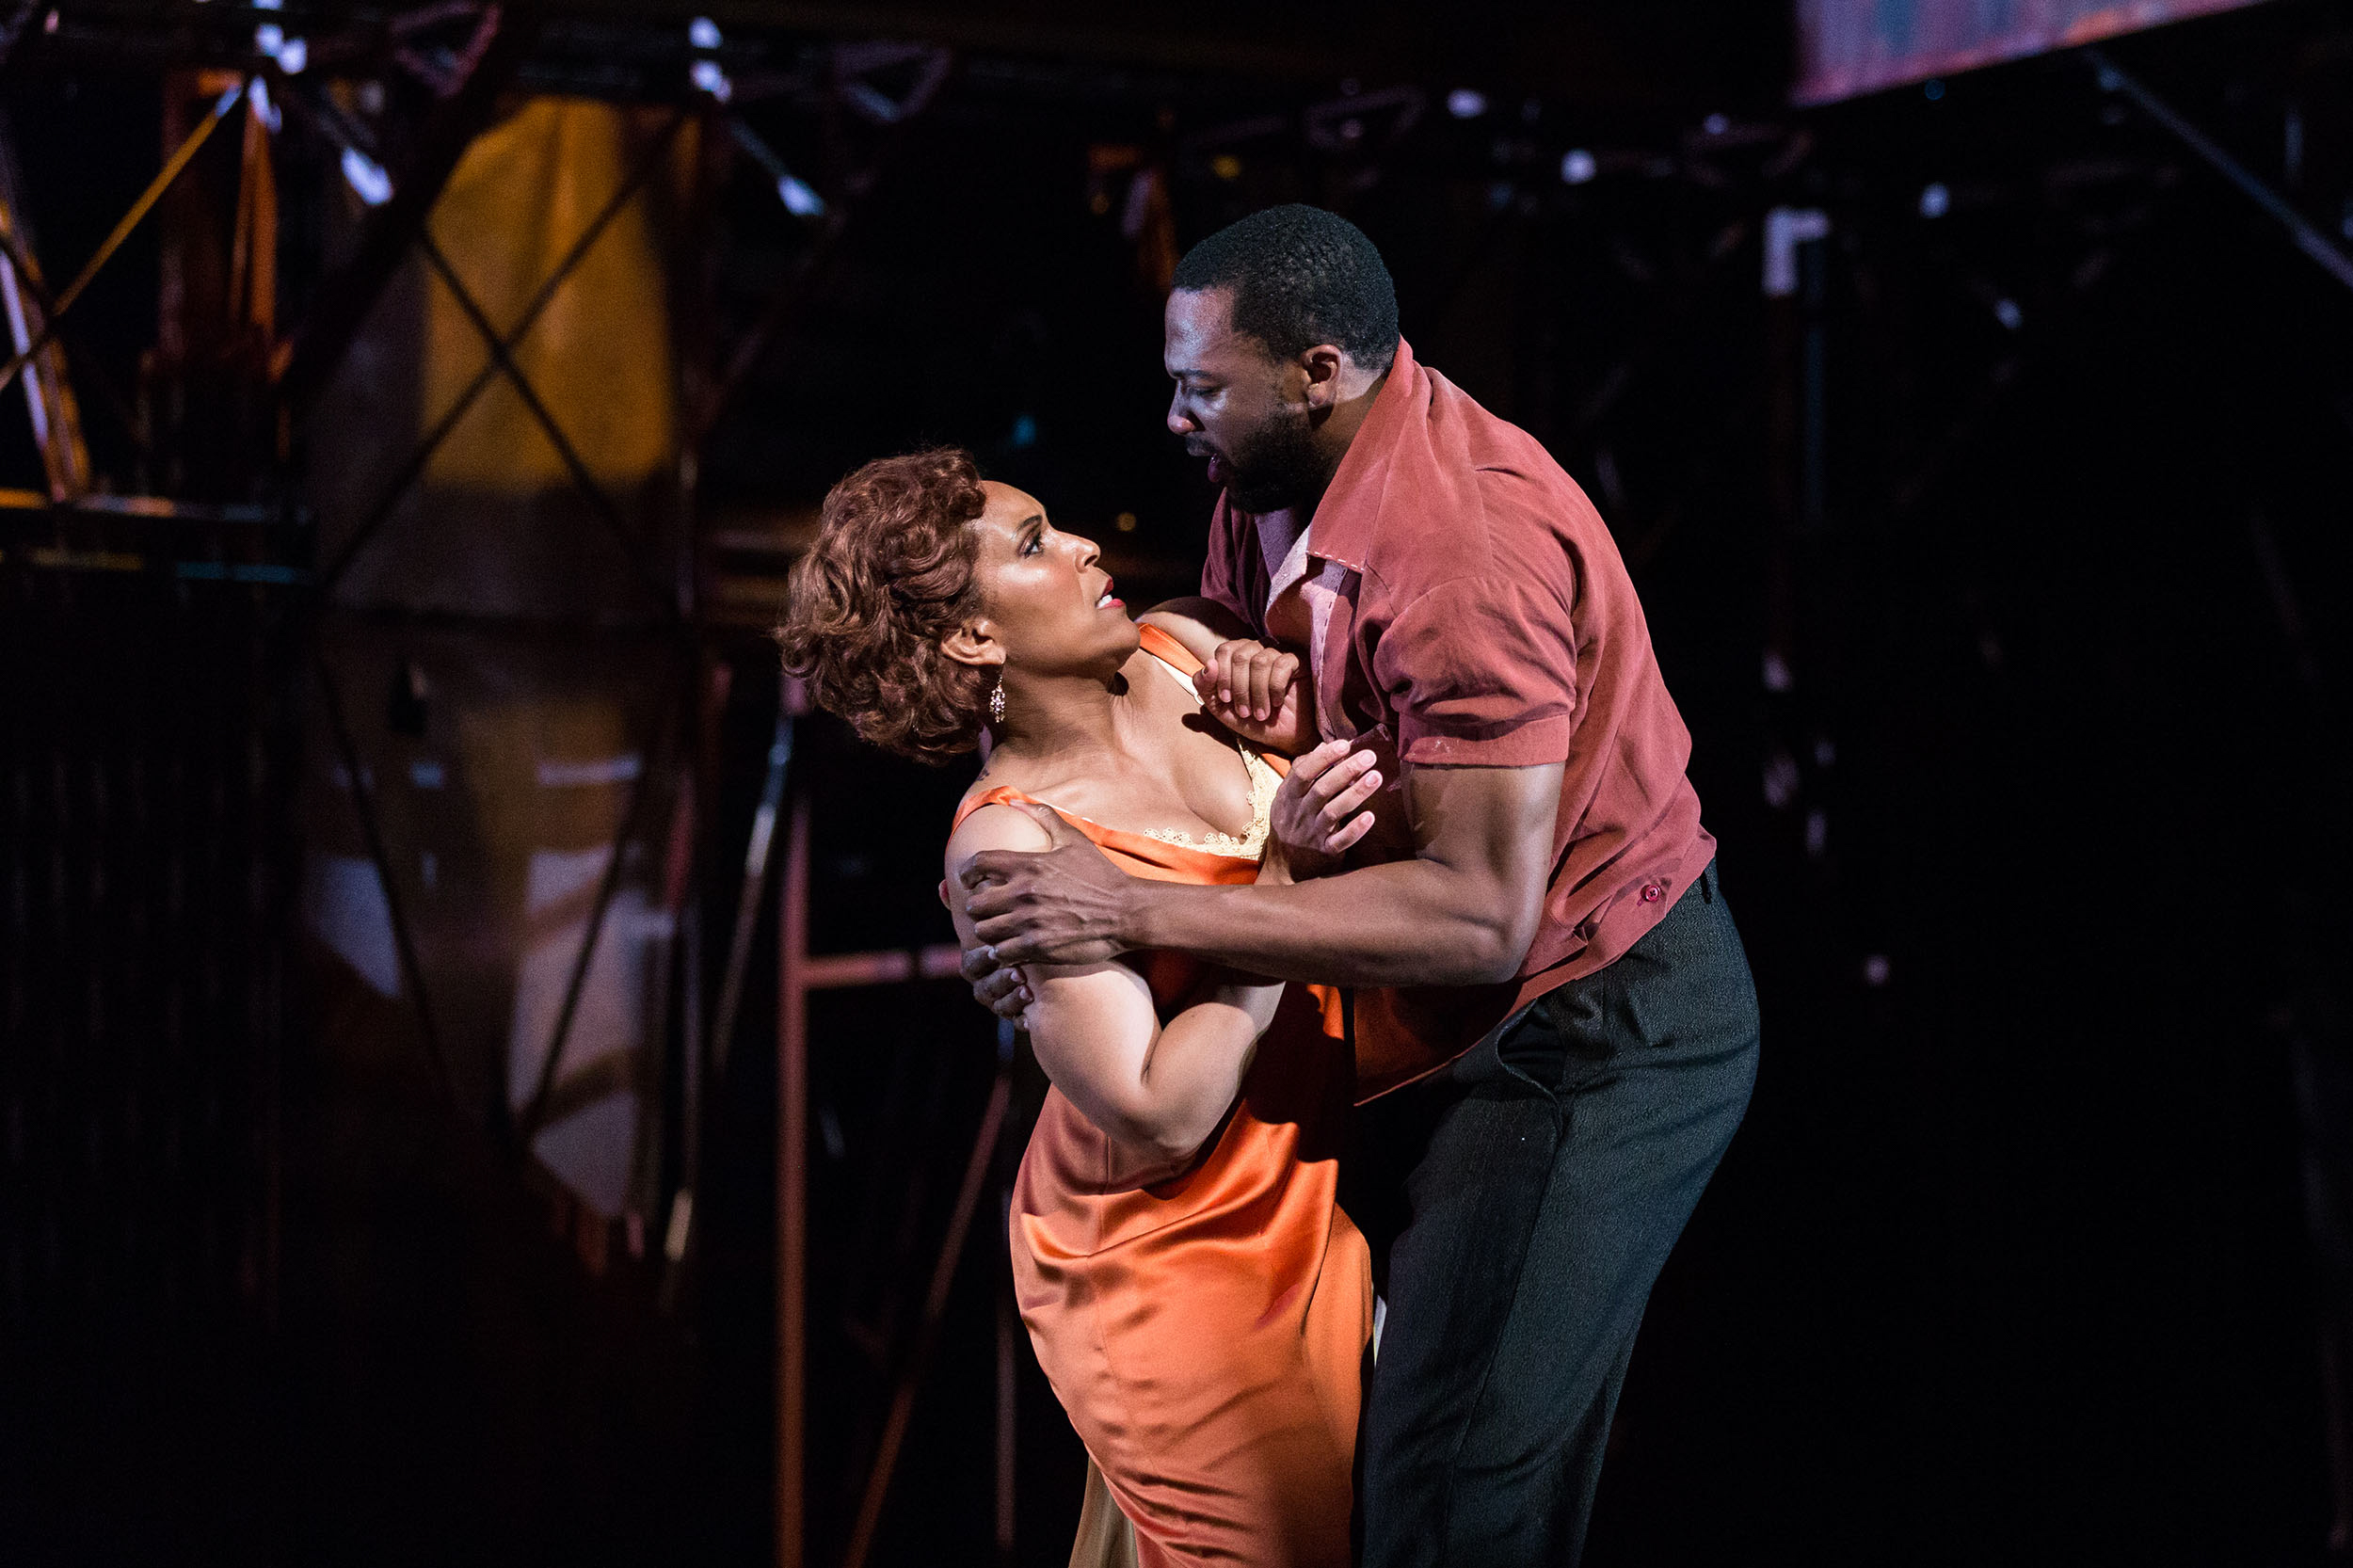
[1353,858,1760,1566]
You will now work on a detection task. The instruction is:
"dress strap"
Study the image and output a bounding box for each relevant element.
[1134,622,1201,678]
[1134,620,1289,780]
[952,783,1040,835]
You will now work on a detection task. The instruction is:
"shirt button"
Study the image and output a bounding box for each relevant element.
[1640,882,1663,904]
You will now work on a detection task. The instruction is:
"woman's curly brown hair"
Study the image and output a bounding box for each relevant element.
[775,448,994,764]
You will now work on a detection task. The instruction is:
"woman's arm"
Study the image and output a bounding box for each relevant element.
[946,803,1285,1168]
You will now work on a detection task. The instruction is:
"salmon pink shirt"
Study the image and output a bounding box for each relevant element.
[1199,338,1716,1090]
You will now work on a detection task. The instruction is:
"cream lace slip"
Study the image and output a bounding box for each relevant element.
[1130,653,1281,860]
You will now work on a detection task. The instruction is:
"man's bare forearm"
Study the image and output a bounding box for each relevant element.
[958,760,1561,1002]
[1126,857,1529,988]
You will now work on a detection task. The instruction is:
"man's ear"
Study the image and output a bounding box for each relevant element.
[1299,343,1346,409]
[941,618,1003,671]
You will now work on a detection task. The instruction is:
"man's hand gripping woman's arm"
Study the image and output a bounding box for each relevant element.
[959,748,1564,1021]
[944,802,1290,1169]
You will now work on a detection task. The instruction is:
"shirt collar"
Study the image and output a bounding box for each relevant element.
[1301,335,1418,575]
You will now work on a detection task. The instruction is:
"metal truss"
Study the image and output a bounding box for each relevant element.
[5,20,1046,1565]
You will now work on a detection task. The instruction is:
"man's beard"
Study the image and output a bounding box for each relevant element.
[1212,411,1326,514]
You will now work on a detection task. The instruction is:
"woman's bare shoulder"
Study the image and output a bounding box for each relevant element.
[940,801,1057,926]
[1138,598,1254,664]
[947,792,1055,860]
[952,793,1052,840]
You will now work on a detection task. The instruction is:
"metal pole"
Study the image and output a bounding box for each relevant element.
[714,701,793,1073]
[686,46,952,449]
[777,789,811,1568]
[840,1064,1015,1568]
[2086,47,2353,296]
[0,126,90,500]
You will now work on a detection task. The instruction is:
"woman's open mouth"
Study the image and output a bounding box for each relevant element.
[1096,577,1121,610]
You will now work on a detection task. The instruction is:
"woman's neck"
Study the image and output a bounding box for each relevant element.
[989,664,1134,776]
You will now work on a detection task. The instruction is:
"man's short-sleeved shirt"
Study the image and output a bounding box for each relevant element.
[1199,338,1716,1093]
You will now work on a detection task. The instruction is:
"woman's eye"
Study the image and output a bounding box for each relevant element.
[1022,536,1042,556]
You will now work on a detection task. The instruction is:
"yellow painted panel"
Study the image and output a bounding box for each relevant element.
[423,99,677,489]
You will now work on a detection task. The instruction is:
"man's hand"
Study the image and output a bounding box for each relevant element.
[959,801,1140,969]
[959,949,1031,1022]
[1193,639,1315,753]
[1266,738,1383,882]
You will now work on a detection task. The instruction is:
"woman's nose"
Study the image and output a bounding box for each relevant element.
[1072,533,1100,568]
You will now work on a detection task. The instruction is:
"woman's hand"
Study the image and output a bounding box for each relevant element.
[1264,738,1383,883]
[1193,639,1316,754]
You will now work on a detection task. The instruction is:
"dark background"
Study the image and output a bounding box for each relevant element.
[3,2,2348,1563]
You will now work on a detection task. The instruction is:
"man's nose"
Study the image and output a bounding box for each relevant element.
[1165,392,1193,436]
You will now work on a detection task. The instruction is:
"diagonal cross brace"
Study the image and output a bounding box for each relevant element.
[278,2,542,413]
[317,108,687,600]
[2086,47,2353,297]
[0,218,145,466]
[516,671,683,1148]
[0,80,244,399]
[0,155,90,500]
[414,230,679,620]
[313,653,464,1118]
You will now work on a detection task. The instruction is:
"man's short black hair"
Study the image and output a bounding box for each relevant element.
[1172,204,1399,372]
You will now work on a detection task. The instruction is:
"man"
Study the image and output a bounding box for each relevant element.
[960,204,1759,1564]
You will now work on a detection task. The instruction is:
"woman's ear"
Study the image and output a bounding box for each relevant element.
[941,618,1003,671]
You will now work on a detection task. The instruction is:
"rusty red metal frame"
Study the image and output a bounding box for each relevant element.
[769,779,992,1568]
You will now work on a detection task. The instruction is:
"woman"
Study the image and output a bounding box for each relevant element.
[776,449,1383,1567]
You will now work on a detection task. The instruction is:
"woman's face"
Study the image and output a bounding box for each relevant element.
[964,481,1135,677]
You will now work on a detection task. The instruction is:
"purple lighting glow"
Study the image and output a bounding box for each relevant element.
[1795,0,2267,104]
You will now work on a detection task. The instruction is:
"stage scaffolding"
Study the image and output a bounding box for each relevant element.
[0,11,1002,1565]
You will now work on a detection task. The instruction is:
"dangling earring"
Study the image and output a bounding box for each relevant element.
[988,677,1006,724]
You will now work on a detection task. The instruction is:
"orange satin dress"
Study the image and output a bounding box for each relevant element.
[952,627,1371,1568]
